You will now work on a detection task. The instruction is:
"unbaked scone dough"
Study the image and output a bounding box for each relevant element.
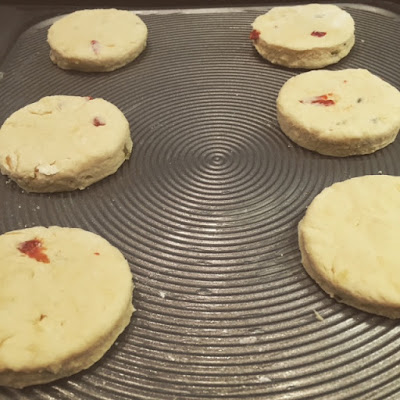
[299,175,400,318]
[0,95,132,192]
[250,4,355,69]
[48,9,148,72]
[0,226,134,388]
[277,69,400,156]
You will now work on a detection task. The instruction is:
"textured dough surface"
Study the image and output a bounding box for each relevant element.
[0,226,134,388]
[299,175,400,318]
[277,69,400,156]
[251,4,355,69]
[0,95,133,192]
[48,9,147,72]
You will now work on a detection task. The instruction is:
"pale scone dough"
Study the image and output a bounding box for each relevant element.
[250,4,355,69]
[0,95,133,192]
[0,226,134,388]
[48,9,148,72]
[299,175,400,319]
[277,69,400,156]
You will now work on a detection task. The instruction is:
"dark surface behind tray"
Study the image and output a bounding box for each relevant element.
[0,2,400,399]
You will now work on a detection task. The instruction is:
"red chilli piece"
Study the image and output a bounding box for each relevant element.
[94,252,100,256]
[312,98,335,106]
[85,96,94,101]
[311,95,335,106]
[90,40,101,55]
[93,117,106,127]
[18,239,50,264]
[314,94,330,101]
[249,29,261,40]
[300,94,336,106]
[311,31,327,37]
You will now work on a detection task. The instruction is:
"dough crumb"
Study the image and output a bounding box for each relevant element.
[258,375,272,383]
[313,309,324,321]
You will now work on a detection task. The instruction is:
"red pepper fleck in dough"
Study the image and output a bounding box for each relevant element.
[312,98,335,106]
[311,31,327,37]
[94,252,100,255]
[86,96,94,101]
[300,94,336,106]
[249,30,261,40]
[93,117,106,127]
[311,95,335,106]
[18,239,50,264]
[90,40,101,55]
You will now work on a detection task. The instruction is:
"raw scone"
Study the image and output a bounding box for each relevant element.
[277,69,400,156]
[299,175,400,319]
[48,9,148,72]
[0,95,133,192]
[0,226,134,388]
[250,4,355,69]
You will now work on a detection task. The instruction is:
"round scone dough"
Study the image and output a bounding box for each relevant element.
[47,9,148,72]
[0,95,133,192]
[277,69,400,157]
[250,4,355,69]
[0,226,134,388]
[299,175,400,319]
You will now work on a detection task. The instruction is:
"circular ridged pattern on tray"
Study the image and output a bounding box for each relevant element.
[0,5,400,400]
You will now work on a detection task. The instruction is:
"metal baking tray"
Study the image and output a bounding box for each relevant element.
[0,2,399,399]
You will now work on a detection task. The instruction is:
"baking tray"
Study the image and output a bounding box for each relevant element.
[0,2,399,399]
